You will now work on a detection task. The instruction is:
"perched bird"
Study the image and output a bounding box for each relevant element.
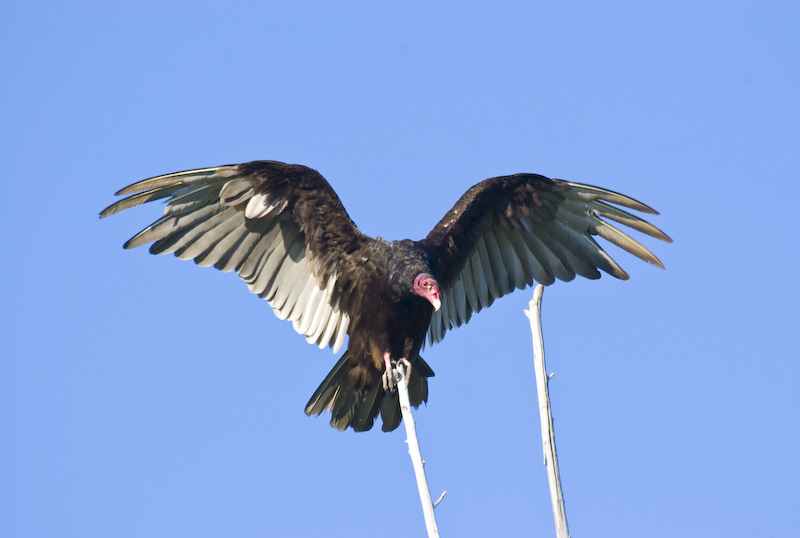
[101,160,671,432]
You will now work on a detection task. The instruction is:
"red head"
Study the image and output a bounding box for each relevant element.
[413,273,441,311]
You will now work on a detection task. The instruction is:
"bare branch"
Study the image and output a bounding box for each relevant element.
[396,360,441,537]
[525,285,570,538]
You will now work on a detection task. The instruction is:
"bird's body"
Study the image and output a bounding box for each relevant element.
[101,160,670,432]
[343,239,433,381]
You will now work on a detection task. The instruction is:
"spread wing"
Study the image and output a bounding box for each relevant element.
[100,160,371,353]
[420,173,672,345]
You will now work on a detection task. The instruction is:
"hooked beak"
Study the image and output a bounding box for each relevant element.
[428,285,441,311]
[414,273,441,311]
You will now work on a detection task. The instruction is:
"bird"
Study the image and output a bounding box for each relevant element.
[100,160,671,432]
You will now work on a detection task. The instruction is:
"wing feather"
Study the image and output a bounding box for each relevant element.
[175,208,241,261]
[459,256,481,313]
[104,165,670,356]
[195,221,249,269]
[494,222,527,290]
[214,222,268,273]
[591,219,665,269]
[294,278,325,335]
[245,226,290,296]
[421,173,670,345]
[101,160,370,353]
[452,274,469,326]
[483,232,513,294]
[469,250,491,308]
[268,239,308,309]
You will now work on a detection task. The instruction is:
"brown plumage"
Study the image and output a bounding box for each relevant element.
[100,160,671,432]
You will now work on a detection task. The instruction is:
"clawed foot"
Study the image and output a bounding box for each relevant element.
[382,353,396,391]
[397,357,411,380]
[381,354,412,392]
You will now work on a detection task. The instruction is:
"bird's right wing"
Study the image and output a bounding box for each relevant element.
[100,160,371,353]
[419,174,672,345]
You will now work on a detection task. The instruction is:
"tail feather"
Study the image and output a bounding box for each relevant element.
[351,383,382,431]
[305,351,350,416]
[379,391,401,432]
[331,390,358,431]
[305,351,434,432]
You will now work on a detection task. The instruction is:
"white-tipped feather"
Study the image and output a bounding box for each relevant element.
[268,240,307,310]
[244,193,287,220]
[285,272,318,323]
[307,276,338,343]
[332,315,349,353]
[304,302,326,345]
[219,178,257,206]
[317,307,339,349]
[294,281,324,335]
[244,193,269,219]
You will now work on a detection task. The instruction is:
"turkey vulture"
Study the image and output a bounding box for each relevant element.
[101,160,671,432]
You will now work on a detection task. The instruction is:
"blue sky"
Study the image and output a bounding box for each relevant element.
[2,2,798,537]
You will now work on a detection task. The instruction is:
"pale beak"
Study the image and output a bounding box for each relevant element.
[429,285,441,311]
[414,273,442,311]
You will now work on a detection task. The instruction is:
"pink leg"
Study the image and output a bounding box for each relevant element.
[382,354,413,391]
[382,352,394,391]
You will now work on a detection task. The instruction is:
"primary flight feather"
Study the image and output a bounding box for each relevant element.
[101,160,671,432]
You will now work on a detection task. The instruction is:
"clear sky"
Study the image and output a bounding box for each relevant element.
[2,2,798,537]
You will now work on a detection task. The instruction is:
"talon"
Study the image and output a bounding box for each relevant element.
[382,352,396,392]
[397,358,412,385]
[382,369,394,391]
[398,357,411,377]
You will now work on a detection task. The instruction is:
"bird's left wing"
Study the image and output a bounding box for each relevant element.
[100,160,370,353]
[419,173,672,345]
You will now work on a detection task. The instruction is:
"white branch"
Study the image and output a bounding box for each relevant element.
[396,361,440,538]
[525,285,570,538]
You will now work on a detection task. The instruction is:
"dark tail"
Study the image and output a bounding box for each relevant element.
[304,352,435,432]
